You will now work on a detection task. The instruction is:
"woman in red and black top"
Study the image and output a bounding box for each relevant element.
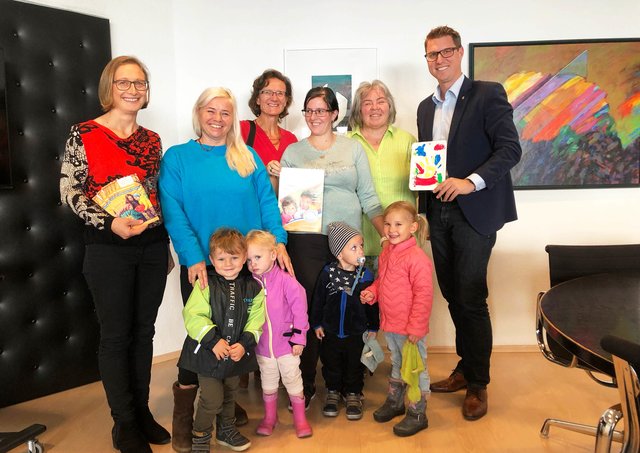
[60,56,169,453]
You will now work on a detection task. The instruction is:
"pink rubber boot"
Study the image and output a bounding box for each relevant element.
[256,392,278,436]
[290,395,312,438]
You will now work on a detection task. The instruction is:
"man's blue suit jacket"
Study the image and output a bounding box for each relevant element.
[416,77,522,236]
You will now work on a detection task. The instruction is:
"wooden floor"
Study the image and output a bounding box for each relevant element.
[0,351,620,453]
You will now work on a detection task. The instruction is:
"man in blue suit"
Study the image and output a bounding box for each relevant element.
[416,25,522,420]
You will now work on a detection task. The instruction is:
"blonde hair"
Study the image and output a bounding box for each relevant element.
[98,55,150,112]
[209,228,247,256]
[192,87,257,177]
[246,230,277,252]
[384,201,429,247]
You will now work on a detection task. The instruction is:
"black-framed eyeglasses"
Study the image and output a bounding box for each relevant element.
[260,89,286,98]
[424,47,459,62]
[302,108,332,117]
[113,79,149,91]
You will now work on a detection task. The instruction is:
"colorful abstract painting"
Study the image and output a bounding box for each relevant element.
[409,141,447,190]
[470,39,640,189]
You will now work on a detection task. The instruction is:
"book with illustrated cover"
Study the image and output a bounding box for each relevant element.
[278,168,324,233]
[92,174,159,225]
[409,140,447,191]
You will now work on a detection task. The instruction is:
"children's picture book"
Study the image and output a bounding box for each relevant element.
[278,168,324,233]
[409,140,447,191]
[92,174,159,226]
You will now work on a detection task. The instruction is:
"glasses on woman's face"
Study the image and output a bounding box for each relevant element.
[113,79,149,91]
[302,108,332,117]
[260,89,286,99]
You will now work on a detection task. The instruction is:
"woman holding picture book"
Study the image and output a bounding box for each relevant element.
[59,56,170,453]
[276,86,385,410]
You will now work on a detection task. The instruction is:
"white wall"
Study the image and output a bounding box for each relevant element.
[30,0,640,354]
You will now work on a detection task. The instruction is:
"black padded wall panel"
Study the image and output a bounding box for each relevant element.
[0,0,111,408]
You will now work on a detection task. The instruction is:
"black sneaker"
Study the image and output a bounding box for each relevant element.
[215,421,251,452]
[191,432,212,452]
[323,390,341,417]
[344,393,363,420]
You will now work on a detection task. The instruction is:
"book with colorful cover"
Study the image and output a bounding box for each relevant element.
[278,168,324,233]
[409,140,447,191]
[92,174,159,226]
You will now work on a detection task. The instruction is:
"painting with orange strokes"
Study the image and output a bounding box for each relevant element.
[469,38,640,189]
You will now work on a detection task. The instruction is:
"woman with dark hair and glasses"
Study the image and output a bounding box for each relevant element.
[275,86,385,410]
[241,69,298,193]
[60,56,170,453]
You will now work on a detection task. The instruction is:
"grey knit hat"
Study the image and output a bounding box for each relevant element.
[327,221,361,257]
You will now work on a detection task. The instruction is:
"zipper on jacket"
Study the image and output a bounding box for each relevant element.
[260,275,275,358]
[339,291,347,338]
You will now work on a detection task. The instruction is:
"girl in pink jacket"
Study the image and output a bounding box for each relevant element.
[246,230,312,439]
[361,201,433,437]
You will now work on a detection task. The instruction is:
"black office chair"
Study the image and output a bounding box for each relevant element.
[599,335,640,453]
[536,244,640,444]
[0,424,46,453]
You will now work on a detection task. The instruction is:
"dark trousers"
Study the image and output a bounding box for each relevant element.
[194,374,239,434]
[426,194,496,388]
[287,233,334,397]
[82,240,168,422]
[178,265,203,386]
[320,332,365,394]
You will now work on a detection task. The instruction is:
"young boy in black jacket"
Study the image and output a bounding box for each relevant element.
[178,228,265,452]
[311,222,380,420]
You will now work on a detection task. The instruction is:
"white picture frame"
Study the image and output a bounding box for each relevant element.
[284,48,378,138]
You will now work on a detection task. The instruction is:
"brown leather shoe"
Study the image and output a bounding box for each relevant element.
[430,371,467,393]
[462,388,488,421]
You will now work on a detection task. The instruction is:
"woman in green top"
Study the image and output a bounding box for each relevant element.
[348,80,417,267]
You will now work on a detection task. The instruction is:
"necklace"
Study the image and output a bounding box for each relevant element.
[268,132,281,147]
[197,138,216,152]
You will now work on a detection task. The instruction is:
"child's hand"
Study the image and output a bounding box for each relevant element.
[292,344,304,356]
[360,290,374,304]
[229,343,246,362]
[212,339,230,360]
[367,331,377,340]
[408,334,420,344]
[315,327,325,340]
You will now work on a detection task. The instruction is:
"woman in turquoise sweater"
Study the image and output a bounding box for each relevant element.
[158,87,291,452]
[348,80,417,268]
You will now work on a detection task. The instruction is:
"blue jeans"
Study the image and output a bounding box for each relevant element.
[426,194,496,388]
[385,332,430,394]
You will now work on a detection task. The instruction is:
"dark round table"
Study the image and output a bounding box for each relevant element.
[539,272,640,377]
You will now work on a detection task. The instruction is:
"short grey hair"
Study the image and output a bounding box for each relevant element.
[348,80,397,130]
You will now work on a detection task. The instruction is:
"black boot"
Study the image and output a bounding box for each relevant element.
[373,380,406,423]
[112,420,152,453]
[135,405,171,444]
[393,397,428,437]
